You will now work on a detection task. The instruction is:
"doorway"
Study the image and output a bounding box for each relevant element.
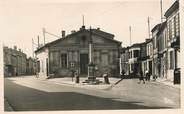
[80,54,88,74]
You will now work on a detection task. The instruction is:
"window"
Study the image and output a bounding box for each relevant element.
[37,61,40,72]
[50,51,59,66]
[170,51,174,69]
[61,54,67,68]
[133,50,139,58]
[173,16,176,37]
[176,14,180,37]
[101,54,108,66]
[169,20,172,40]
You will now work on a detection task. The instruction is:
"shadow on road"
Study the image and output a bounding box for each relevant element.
[4,79,172,111]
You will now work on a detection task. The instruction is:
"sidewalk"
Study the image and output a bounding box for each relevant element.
[38,76,180,90]
[153,78,180,89]
[44,77,120,90]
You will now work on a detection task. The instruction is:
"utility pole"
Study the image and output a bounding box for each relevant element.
[43,28,46,45]
[32,38,34,57]
[148,16,151,39]
[37,35,40,48]
[82,15,85,26]
[129,26,132,46]
[160,0,163,23]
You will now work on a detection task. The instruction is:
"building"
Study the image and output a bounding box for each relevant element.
[35,26,122,78]
[3,46,27,76]
[164,0,180,82]
[140,40,149,76]
[157,21,168,79]
[120,47,129,75]
[128,43,142,77]
[145,38,153,77]
[151,23,161,78]
[26,57,37,75]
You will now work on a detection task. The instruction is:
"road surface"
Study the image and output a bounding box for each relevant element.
[4,76,180,111]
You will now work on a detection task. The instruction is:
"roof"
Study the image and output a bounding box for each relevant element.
[157,21,167,35]
[35,26,121,53]
[128,42,146,49]
[151,23,161,32]
[164,0,179,18]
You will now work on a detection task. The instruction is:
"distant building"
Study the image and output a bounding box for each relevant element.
[3,46,27,76]
[120,47,129,75]
[145,38,153,76]
[140,40,149,76]
[151,23,161,78]
[26,57,37,75]
[128,43,142,76]
[157,21,168,79]
[35,26,122,78]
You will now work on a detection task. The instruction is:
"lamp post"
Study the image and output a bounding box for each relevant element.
[87,26,96,82]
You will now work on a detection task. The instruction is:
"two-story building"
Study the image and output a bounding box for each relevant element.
[145,38,153,77]
[157,21,168,79]
[35,26,122,78]
[3,46,27,76]
[151,23,161,78]
[128,43,142,76]
[164,0,180,82]
[26,57,37,75]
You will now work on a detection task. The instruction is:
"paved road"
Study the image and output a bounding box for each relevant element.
[4,77,180,111]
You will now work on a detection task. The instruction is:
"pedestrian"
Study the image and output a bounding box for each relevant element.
[147,71,151,81]
[138,69,145,84]
[121,69,125,79]
[145,70,149,81]
[103,73,110,84]
[153,74,157,81]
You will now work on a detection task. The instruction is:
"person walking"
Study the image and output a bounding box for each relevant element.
[121,69,125,79]
[145,70,149,81]
[138,69,145,84]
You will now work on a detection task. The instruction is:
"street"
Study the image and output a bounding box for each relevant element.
[4,76,180,111]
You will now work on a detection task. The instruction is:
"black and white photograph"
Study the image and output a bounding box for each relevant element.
[0,0,183,113]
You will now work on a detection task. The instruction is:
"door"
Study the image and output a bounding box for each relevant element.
[149,61,152,75]
[80,54,88,74]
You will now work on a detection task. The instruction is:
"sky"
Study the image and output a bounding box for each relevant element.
[0,0,176,57]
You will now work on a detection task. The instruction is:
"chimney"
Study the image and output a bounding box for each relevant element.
[145,39,150,42]
[97,27,100,30]
[80,26,85,30]
[71,30,76,34]
[14,46,17,50]
[61,30,65,38]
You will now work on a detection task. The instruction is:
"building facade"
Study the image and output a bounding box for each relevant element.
[26,57,37,75]
[128,43,142,76]
[145,39,153,77]
[120,47,129,75]
[3,46,27,76]
[157,22,168,79]
[35,26,122,78]
[151,24,161,78]
[164,0,180,81]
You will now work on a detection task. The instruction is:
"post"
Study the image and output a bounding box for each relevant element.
[82,15,85,26]
[43,28,46,45]
[129,26,132,46]
[160,0,163,23]
[32,38,34,57]
[37,35,40,48]
[148,16,151,39]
